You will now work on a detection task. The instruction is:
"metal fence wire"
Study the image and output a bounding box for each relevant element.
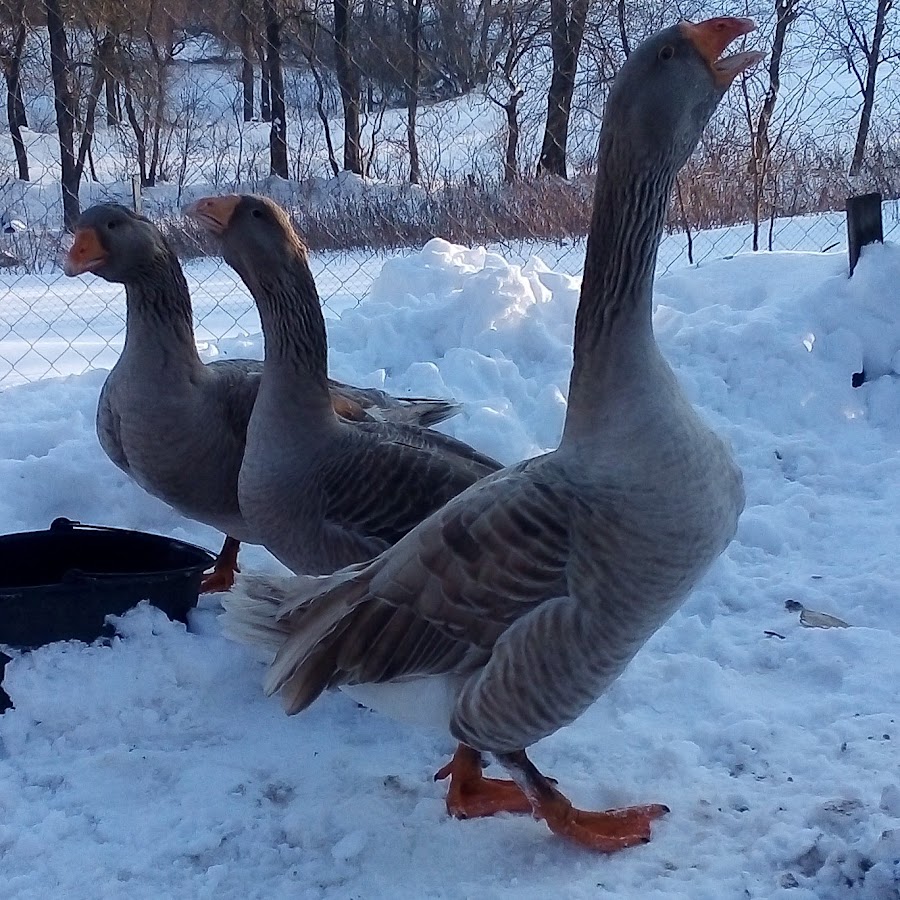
[1,0,899,386]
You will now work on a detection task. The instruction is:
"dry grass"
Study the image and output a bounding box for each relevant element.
[6,135,900,274]
[163,137,900,259]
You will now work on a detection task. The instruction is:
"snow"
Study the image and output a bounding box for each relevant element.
[1,234,900,898]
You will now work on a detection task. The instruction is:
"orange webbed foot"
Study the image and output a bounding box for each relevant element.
[496,749,669,852]
[539,800,670,852]
[435,744,533,818]
[200,536,241,594]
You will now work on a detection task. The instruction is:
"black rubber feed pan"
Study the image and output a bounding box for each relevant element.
[0,517,216,711]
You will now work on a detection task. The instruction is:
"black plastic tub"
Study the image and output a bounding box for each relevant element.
[0,517,216,711]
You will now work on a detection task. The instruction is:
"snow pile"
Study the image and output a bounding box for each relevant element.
[1,238,899,898]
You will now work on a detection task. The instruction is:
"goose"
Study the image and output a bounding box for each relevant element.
[185,194,503,575]
[63,204,464,590]
[221,17,755,850]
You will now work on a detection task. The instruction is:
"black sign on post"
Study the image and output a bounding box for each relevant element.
[846,192,883,276]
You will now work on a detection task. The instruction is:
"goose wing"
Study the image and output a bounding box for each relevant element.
[96,378,130,474]
[205,358,263,440]
[203,360,458,428]
[308,424,504,570]
[327,378,462,427]
[226,460,575,713]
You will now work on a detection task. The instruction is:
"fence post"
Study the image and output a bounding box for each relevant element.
[131,174,142,214]
[846,192,883,276]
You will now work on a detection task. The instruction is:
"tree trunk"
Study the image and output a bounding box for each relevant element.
[75,34,110,182]
[616,0,630,57]
[405,0,422,184]
[502,88,523,184]
[239,0,254,121]
[98,32,118,127]
[258,39,271,121]
[145,40,167,186]
[850,0,890,176]
[748,0,798,250]
[105,71,118,126]
[4,5,29,181]
[263,0,288,178]
[537,0,589,178]
[46,0,81,230]
[334,0,362,173]
[123,89,148,186]
[674,177,693,265]
[310,61,340,175]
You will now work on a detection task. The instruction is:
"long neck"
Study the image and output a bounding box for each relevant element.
[240,248,332,409]
[120,250,201,375]
[563,133,677,439]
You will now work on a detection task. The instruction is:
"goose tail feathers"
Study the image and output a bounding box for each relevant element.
[378,398,462,428]
[220,563,374,713]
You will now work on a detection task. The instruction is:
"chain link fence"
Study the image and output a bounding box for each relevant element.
[1,0,899,386]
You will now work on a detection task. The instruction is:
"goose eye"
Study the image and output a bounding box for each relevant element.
[107,220,116,230]
[251,208,263,219]
[658,45,674,61]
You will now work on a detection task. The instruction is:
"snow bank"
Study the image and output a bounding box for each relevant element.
[0,238,899,898]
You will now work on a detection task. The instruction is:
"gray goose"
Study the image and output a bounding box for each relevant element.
[221,18,755,851]
[63,204,464,590]
[186,194,503,575]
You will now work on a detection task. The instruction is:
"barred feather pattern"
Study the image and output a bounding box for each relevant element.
[223,197,503,576]
[224,412,742,751]
[91,205,464,547]
[219,58,747,755]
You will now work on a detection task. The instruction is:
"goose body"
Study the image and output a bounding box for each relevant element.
[64,205,464,588]
[222,17,758,850]
[187,195,503,575]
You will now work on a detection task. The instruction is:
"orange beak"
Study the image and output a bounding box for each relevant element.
[64,227,107,276]
[681,17,764,86]
[184,195,241,236]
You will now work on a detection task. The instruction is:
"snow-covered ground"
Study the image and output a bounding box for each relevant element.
[1,234,899,898]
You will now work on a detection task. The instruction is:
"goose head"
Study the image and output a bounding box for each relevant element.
[185,194,309,284]
[602,17,763,172]
[63,204,169,284]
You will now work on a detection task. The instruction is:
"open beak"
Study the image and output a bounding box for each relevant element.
[63,227,107,276]
[681,17,765,86]
[184,195,240,236]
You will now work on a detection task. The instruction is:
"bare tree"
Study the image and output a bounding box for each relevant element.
[334,0,362,173]
[537,0,590,177]
[104,35,119,126]
[743,0,801,250]
[616,0,629,56]
[493,74,524,183]
[258,36,271,120]
[0,0,29,181]
[263,0,289,177]
[486,0,544,183]
[79,31,115,169]
[46,0,82,230]
[819,0,897,175]
[292,17,341,176]
[405,0,423,183]
[117,8,185,187]
[239,0,255,121]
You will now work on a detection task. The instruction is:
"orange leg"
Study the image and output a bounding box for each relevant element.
[496,750,669,853]
[200,536,241,593]
[435,744,534,818]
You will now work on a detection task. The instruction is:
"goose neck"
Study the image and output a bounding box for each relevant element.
[120,254,201,372]
[563,139,677,430]
[243,254,331,396]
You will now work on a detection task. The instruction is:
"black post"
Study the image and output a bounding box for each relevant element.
[847,192,883,275]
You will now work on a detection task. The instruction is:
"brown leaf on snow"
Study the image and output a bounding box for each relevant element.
[799,608,851,629]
